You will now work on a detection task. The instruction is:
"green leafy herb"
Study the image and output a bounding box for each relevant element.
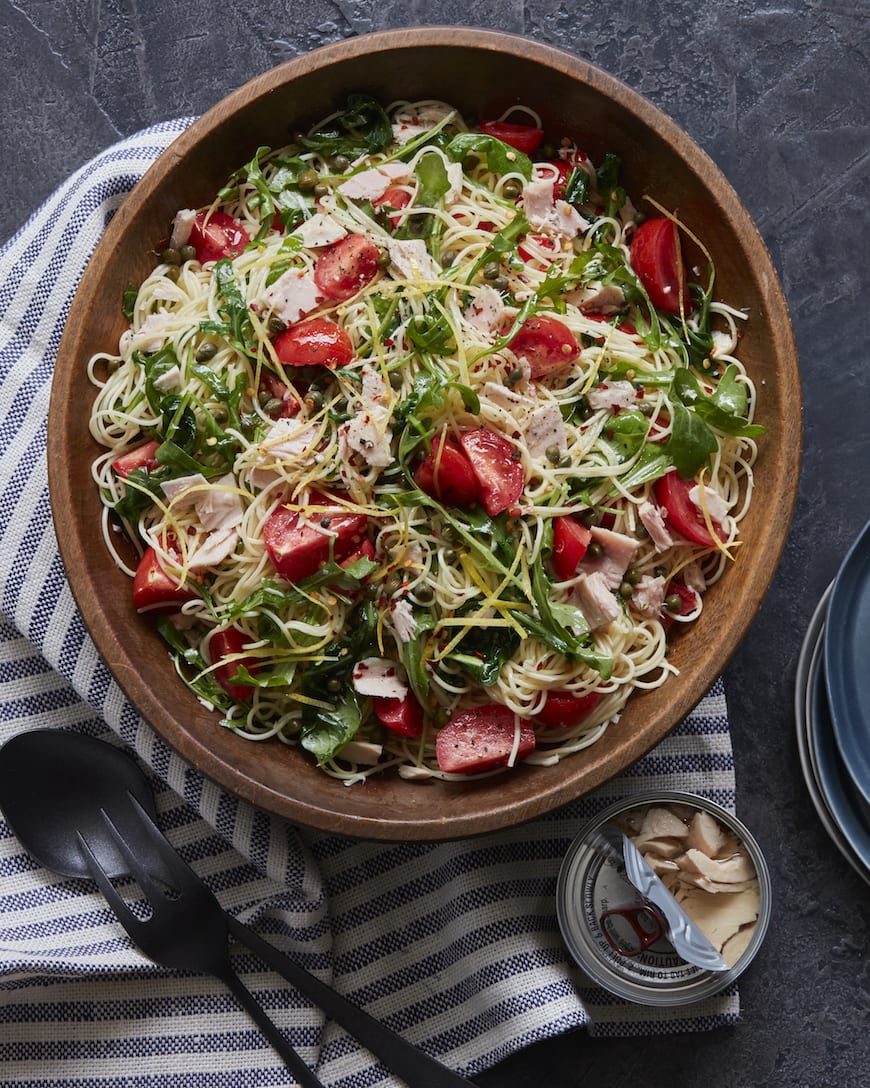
[300,94,392,158]
[447,133,533,181]
[122,283,138,321]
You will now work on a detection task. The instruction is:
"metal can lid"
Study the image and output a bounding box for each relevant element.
[556,791,772,1007]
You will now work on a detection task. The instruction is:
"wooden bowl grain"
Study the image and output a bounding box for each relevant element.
[48,28,802,840]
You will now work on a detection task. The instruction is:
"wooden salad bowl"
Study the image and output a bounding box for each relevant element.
[48,28,801,840]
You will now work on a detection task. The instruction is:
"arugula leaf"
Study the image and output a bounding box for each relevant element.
[414,150,451,207]
[596,152,626,218]
[565,167,590,207]
[300,94,392,158]
[122,283,137,321]
[141,346,181,413]
[113,464,168,523]
[666,401,719,479]
[399,610,436,705]
[614,445,672,492]
[445,619,520,686]
[673,366,766,439]
[407,313,455,355]
[156,617,231,709]
[602,408,651,462]
[446,133,533,180]
[300,690,363,764]
[208,259,257,355]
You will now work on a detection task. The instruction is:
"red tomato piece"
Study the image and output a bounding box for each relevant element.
[414,438,479,508]
[552,516,592,580]
[478,120,545,155]
[188,211,249,263]
[133,546,198,615]
[314,234,380,302]
[534,690,601,728]
[654,471,724,548]
[458,428,524,517]
[209,627,259,702]
[112,440,160,479]
[263,495,369,583]
[629,216,693,315]
[509,315,579,379]
[436,705,536,774]
[372,186,412,230]
[372,692,424,738]
[273,318,354,369]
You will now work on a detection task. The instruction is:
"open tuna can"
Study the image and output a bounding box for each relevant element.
[556,791,771,1006]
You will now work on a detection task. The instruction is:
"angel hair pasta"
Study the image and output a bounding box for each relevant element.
[89,95,762,784]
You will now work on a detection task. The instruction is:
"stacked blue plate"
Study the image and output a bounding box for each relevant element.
[795,520,870,885]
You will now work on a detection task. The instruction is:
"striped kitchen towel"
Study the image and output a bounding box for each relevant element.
[0,122,740,1088]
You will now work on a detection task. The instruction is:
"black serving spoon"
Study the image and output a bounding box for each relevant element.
[0,728,478,1088]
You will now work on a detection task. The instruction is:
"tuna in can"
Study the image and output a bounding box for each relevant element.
[556,790,772,1006]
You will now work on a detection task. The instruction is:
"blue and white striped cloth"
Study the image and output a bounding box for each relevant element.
[0,121,740,1087]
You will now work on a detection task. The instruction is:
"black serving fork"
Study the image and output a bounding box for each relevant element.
[78,799,479,1088]
[78,812,325,1088]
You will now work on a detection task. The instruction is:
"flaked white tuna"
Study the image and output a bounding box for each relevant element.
[291,212,347,248]
[573,571,620,630]
[567,281,625,314]
[579,526,639,589]
[339,364,394,469]
[689,483,731,524]
[196,474,244,532]
[687,810,728,857]
[120,311,175,354]
[187,527,239,569]
[522,176,589,238]
[257,268,324,325]
[169,208,196,249]
[338,162,411,201]
[258,418,320,463]
[352,657,408,699]
[524,402,567,458]
[631,574,666,619]
[391,103,453,145]
[463,285,516,335]
[152,363,182,393]
[639,500,674,552]
[585,380,638,411]
[388,238,441,281]
[389,597,417,643]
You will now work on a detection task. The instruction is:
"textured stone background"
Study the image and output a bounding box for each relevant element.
[2,2,869,1084]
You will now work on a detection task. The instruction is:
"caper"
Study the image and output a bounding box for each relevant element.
[327,676,342,693]
[491,275,509,291]
[264,398,283,415]
[212,406,228,423]
[389,370,403,390]
[305,389,324,411]
[546,444,562,465]
[408,213,427,236]
[415,584,435,605]
[291,130,308,145]
[665,593,683,613]
[442,548,458,564]
[502,179,522,200]
[462,154,480,173]
[624,566,642,586]
[314,182,330,198]
[195,342,218,362]
[443,525,461,544]
[267,316,286,335]
[377,249,391,269]
[179,244,197,262]
[506,366,524,387]
[587,541,604,559]
[161,247,181,265]
[540,142,557,160]
[164,266,180,282]
[560,452,572,467]
[579,508,597,527]
[482,262,500,281]
[298,169,318,191]
[332,154,350,173]
[257,389,272,406]
[619,581,634,599]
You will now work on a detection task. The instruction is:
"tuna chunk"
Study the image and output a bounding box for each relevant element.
[687,810,728,857]
[579,526,639,589]
[631,574,666,619]
[639,500,674,552]
[573,571,620,630]
[679,847,757,887]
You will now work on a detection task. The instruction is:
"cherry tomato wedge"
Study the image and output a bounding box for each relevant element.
[112,440,160,479]
[478,120,545,155]
[654,471,724,548]
[629,216,693,315]
[188,211,249,263]
[209,627,259,702]
[436,705,536,774]
[534,690,601,728]
[314,234,380,302]
[133,546,198,615]
[273,317,354,369]
[372,186,412,230]
[372,692,424,738]
[551,516,592,581]
[263,494,369,583]
[509,315,579,379]
[458,428,524,517]
[414,438,479,508]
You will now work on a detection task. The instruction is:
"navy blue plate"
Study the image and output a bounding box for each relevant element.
[810,623,870,875]
[825,520,870,808]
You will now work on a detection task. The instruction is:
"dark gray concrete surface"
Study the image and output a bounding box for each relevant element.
[2,2,868,1084]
